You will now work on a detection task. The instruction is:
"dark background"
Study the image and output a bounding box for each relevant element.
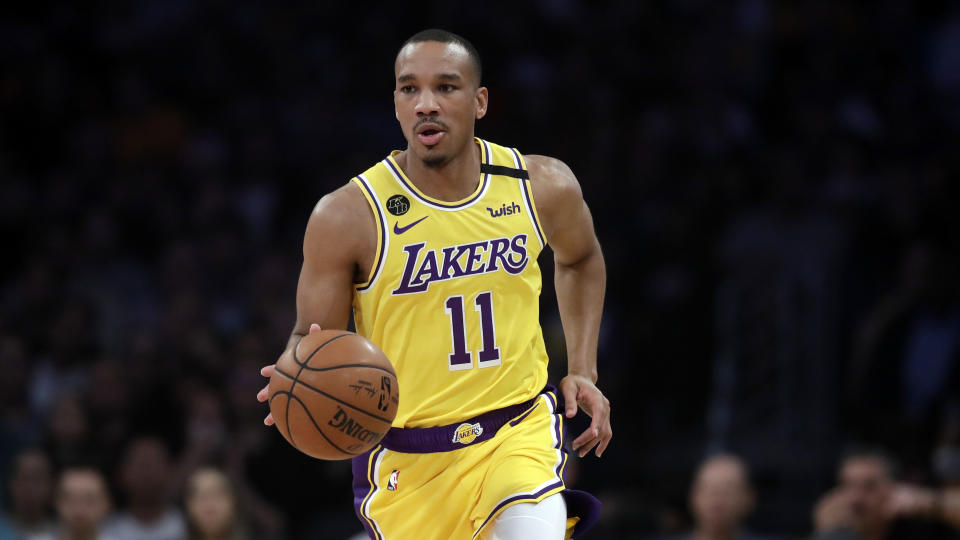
[1,1,959,538]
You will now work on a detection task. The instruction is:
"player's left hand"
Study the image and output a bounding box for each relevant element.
[559,374,611,458]
[257,323,323,426]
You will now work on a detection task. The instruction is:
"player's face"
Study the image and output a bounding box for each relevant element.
[394,41,487,168]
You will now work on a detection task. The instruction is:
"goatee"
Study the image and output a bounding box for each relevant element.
[422,154,447,168]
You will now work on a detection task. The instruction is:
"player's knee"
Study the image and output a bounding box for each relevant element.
[489,493,567,540]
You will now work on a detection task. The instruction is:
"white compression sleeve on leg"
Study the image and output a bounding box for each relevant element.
[489,492,567,540]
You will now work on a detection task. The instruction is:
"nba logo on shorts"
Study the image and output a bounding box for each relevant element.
[387,470,400,491]
[452,422,483,445]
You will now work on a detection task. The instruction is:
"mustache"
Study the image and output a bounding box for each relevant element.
[414,117,449,131]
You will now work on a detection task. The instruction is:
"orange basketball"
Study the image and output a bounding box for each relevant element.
[268,330,399,460]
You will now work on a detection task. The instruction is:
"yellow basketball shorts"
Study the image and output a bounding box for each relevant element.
[350,386,599,539]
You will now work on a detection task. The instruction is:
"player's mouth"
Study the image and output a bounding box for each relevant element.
[415,122,447,147]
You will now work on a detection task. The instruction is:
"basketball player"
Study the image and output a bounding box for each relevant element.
[256,29,611,539]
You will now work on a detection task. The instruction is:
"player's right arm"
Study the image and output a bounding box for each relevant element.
[256,182,377,426]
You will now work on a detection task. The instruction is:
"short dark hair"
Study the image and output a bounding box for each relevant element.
[397,28,482,84]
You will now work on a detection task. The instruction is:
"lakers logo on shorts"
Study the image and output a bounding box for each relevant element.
[452,422,483,444]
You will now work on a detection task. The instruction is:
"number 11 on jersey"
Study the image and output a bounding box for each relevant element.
[444,291,501,371]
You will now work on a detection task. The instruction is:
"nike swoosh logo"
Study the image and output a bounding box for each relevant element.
[394,216,428,235]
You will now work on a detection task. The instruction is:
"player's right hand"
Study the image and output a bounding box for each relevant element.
[257,323,323,426]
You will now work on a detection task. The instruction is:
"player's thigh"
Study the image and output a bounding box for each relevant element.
[473,399,568,535]
[487,493,567,540]
[356,447,484,540]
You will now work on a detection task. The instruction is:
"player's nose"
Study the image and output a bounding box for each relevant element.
[414,90,439,115]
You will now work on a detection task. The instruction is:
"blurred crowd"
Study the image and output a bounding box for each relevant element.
[1,1,959,539]
[1,449,253,540]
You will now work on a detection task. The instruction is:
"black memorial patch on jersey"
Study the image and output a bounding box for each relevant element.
[386,195,410,216]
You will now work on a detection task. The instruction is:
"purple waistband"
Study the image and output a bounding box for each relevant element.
[379,385,559,453]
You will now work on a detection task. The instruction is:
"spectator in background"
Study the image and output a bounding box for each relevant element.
[0,336,38,469]
[933,412,960,489]
[667,454,766,540]
[4,448,56,539]
[39,466,113,540]
[184,467,247,540]
[29,299,100,419]
[43,394,94,469]
[850,242,960,471]
[83,359,132,463]
[101,437,186,540]
[177,385,285,538]
[809,448,960,539]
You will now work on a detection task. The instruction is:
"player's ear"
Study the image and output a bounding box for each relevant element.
[475,86,488,120]
[393,86,401,121]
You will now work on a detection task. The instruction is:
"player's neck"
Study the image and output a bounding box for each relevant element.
[397,140,481,202]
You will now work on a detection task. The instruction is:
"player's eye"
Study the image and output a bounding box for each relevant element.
[438,84,455,93]
[399,85,416,94]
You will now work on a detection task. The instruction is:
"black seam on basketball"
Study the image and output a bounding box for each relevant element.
[288,334,351,427]
[272,390,363,456]
[267,392,300,451]
[290,362,396,377]
[273,365,395,423]
[282,394,296,449]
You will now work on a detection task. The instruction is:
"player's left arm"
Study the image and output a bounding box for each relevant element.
[527,155,611,458]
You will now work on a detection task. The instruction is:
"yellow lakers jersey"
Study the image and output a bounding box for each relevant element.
[350,138,549,428]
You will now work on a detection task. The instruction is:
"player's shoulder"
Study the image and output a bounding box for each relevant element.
[526,154,582,192]
[525,154,575,180]
[303,181,375,255]
[524,154,583,209]
[304,150,393,248]
[310,181,368,227]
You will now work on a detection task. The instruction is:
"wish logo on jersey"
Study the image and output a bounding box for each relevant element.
[486,202,521,218]
[391,234,529,295]
[452,422,483,444]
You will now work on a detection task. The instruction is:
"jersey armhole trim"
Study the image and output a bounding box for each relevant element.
[352,175,388,293]
[509,148,547,249]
